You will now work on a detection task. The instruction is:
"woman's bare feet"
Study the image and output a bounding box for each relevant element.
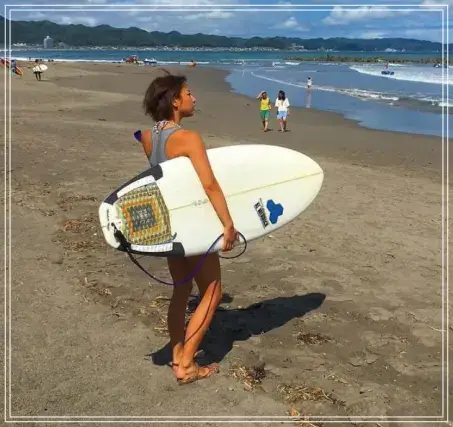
[171,349,204,375]
[173,362,220,385]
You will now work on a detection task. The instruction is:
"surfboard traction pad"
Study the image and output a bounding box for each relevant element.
[115,182,174,246]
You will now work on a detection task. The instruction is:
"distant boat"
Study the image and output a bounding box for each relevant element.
[143,58,157,65]
[433,63,447,68]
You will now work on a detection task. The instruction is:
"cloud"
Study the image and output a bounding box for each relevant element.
[421,0,453,6]
[6,1,446,42]
[402,28,442,40]
[57,15,99,26]
[18,11,98,27]
[359,31,386,39]
[183,11,235,21]
[277,16,309,31]
[323,6,411,26]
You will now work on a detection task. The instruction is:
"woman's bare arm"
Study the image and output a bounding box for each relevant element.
[170,130,234,229]
[135,129,153,158]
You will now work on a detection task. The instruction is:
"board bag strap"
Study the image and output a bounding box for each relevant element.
[110,223,247,287]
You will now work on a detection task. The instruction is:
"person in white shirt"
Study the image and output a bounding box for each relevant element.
[307,76,312,90]
[275,90,290,132]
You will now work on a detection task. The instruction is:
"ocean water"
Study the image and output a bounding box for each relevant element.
[9,48,450,137]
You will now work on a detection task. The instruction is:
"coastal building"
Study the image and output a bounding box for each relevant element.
[43,36,53,49]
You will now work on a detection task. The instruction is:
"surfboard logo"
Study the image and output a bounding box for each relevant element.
[266,200,284,224]
[254,199,269,228]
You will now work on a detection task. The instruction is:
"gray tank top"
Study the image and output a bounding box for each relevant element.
[148,124,181,167]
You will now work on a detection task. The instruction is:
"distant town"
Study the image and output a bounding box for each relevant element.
[10,38,416,54]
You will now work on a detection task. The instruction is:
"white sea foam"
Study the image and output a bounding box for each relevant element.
[249,71,453,108]
[251,71,400,102]
[350,64,453,85]
[315,85,400,102]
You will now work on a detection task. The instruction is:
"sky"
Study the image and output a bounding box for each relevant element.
[2,0,452,42]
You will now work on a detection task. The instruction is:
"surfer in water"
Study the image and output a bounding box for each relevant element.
[136,70,239,385]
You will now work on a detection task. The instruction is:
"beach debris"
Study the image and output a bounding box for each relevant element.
[296,332,331,345]
[42,209,56,217]
[97,288,112,297]
[286,409,324,427]
[359,385,373,394]
[365,354,378,364]
[289,408,300,417]
[325,373,350,385]
[278,383,337,404]
[50,254,64,264]
[348,356,364,367]
[57,194,97,211]
[229,362,267,390]
[62,219,89,232]
[148,295,171,309]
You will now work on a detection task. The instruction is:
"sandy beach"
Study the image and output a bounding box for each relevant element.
[3,61,450,426]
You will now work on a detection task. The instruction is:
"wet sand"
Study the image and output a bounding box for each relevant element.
[3,61,450,426]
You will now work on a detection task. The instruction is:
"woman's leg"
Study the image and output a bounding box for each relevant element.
[260,111,266,130]
[166,257,194,373]
[175,252,222,382]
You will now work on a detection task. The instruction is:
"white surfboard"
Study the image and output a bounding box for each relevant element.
[33,64,48,72]
[99,144,324,257]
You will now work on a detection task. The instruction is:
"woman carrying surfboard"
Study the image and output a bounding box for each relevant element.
[136,70,239,385]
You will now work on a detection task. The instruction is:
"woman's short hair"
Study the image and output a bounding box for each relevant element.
[143,69,187,122]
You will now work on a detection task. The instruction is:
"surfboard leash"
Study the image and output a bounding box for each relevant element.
[111,224,247,287]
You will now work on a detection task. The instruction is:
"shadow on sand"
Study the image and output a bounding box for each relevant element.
[149,292,326,366]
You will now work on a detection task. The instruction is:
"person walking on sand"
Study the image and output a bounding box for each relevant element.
[33,59,42,81]
[135,70,239,385]
[275,90,290,132]
[256,90,271,132]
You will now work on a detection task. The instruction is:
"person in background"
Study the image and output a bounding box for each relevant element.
[306,77,312,108]
[10,59,17,75]
[275,90,290,132]
[33,59,42,81]
[256,90,271,132]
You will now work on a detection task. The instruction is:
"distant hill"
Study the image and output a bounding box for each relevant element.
[1,15,448,51]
